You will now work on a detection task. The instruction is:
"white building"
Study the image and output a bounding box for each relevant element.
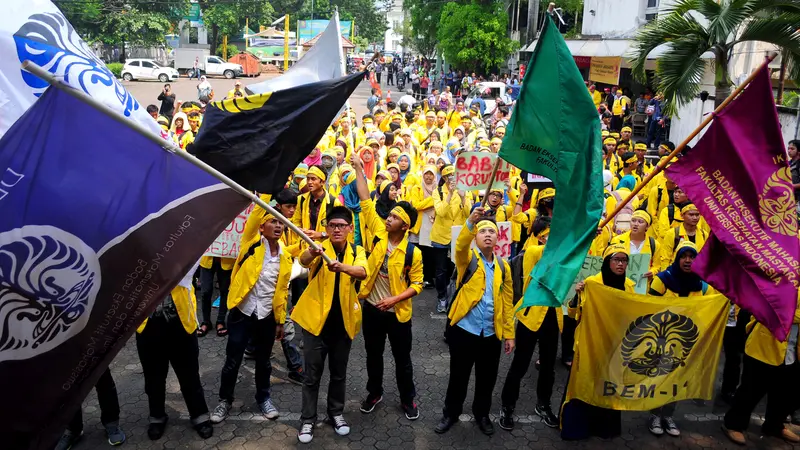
[383,0,405,54]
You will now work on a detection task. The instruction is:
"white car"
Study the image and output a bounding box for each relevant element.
[120,59,180,82]
[465,82,512,116]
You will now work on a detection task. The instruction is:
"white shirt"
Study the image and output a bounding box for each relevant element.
[398,95,416,107]
[629,239,644,255]
[238,237,282,320]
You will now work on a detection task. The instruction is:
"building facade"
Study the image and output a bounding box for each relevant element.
[383,0,405,54]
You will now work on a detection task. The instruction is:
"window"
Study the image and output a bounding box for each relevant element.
[141,61,155,68]
[189,27,199,44]
[644,0,659,21]
[208,57,222,64]
[128,61,140,67]
[647,0,658,7]
[645,13,658,21]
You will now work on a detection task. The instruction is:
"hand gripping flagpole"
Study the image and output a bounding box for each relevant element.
[21,61,335,264]
[598,52,778,230]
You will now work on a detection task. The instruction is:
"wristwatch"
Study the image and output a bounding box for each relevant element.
[321,231,328,239]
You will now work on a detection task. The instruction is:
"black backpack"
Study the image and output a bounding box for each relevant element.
[443,250,508,340]
[310,242,362,292]
[371,236,416,285]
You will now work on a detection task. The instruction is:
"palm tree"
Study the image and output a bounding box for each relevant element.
[630,0,800,114]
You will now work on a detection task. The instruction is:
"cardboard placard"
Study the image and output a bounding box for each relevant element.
[203,203,254,259]
[455,152,511,191]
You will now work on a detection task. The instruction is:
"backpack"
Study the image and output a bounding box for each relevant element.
[671,227,707,253]
[371,237,416,285]
[510,250,526,301]
[611,190,634,234]
[310,242,362,292]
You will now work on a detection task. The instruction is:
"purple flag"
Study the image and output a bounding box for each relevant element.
[666,66,799,341]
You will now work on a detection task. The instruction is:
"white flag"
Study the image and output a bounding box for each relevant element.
[0,0,161,138]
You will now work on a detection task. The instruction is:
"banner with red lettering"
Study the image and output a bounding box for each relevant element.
[450,221,512,262]
[455,152,511,191]
[203,204,254,259]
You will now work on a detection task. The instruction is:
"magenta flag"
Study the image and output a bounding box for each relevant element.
[666,66,799,341]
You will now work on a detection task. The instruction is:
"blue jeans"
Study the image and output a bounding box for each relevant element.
[218,308,276,404]
[646,119,664,148]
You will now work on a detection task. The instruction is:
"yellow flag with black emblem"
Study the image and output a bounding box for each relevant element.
[564,282,728,411]
[187,71,364,194]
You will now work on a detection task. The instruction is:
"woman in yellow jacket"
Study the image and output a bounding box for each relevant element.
[405,165,438,288]
[655,203,708,273]
[431,165,469,310]
[352,156,424,417]
[294,206,368,443]
[723,306,800,445]
[136,263,213,440]
[435,207,514,436]
[609,210,660,288]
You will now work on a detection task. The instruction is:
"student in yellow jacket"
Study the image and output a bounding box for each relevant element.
[609,210,660,287]
[135,264,213,440]
[351,155,424,419]
[405,165,439,288]
[294,206,368,444]
[210,211,292,424]
[292,165,343,246]
[723,305,800,445]
[431,165,469,309]
[656,203,708,273]
[499,222,561,431]
[435,207,514,436]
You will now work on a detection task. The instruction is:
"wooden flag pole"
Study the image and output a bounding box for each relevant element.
[21,60,335,264]
[480,156,505,208]
[599,52,778,230]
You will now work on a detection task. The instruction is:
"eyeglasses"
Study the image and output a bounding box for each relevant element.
[610,257,629,264]
[327,222,349,230]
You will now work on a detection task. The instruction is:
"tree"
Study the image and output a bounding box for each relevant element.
[198,0,274,58]
[403,0,443,57]
[437,1,518,72]
[630,0,800,114]
[273,0,387,45]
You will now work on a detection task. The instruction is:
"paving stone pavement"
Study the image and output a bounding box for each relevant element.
[71,286,800,450]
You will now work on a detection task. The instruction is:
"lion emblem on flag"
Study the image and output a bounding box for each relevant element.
[0,226,100,362]
[620,310,699,378]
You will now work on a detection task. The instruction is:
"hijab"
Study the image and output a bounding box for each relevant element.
[197,76,212,92]
[359,146,377,180]
[397,154,412,182]
[656,245,703,296]
[616,175,637,191]
[601,252,628,291]
[340,171,363,245]
[304,147,322,167]
[422,165,438,198]
[375,181,396,219]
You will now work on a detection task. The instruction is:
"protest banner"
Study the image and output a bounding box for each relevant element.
[455,152,511,191]
[589,57,622,85]
[450,221,512,262]
[204,203,255,259]
[562,255,603,304]
[627,253,651,294]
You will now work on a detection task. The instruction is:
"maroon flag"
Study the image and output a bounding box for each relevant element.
[666,66,799,340]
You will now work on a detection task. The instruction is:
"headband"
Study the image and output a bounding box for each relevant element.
[676,240,699,256]
[681,203,698,214]
[538,188,556,201]
[379,179,393,194]
[423,164,438,175]
[387,163,400,172]
[603,243,630,259]
[624,154,638,164]
[632,210,652,225]
[604,138,617,145]
[441,165,455,177]
[610,132,620,139]
[634,143,648,151]
[377,170,392,180]
[363,117,374,124]
[621,126,632,133]
[390,206,410,225]
[476,220,498,232]
[308,166,327,182]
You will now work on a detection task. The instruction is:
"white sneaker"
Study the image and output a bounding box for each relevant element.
[663,416,680,437]
[297,423,314,444]
[648,414,664,436]
[210,400,231,424]
[331,415,350,436]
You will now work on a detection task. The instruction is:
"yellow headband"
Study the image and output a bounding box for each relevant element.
[259,211,276,225]
[387,163,400,172]
[441,165,455,177]
[603,243,630,259]
[377,170,391,180]
[621,126,632,133]
[634,143,647,151]
[604,138,617,145]
[676,240,699,256]
[624,154,638,164]
[423,164,438,175]
[363,117,374,124]
[476,220,498,232]
[379,179,393,194]
[390,206,410,225]
[610,132,620,139]
[308,166,327,182]
[632,210,652,225]
[681,203,698,214]
[538,188,555,201]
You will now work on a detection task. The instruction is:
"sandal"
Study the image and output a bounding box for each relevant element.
[216,324,228,337]
[197,323,209,337]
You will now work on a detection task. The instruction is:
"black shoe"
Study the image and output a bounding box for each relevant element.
[359,394,383,413]
[287,370,304,385]
[477,416,495,436]
[434,415,458,434]
[194,421,213,439]
[402,402,420,420]
[535,404,559,428]
[498,406,514,431]
[147,420,167,441]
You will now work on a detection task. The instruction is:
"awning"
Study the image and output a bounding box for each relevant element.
[522,39,713,60]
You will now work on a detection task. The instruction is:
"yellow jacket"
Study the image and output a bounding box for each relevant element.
[227,237,292,323]
[515,245,564,333]
[570,272,636,322]
[609,231,660,262]
[430,185,467,245]
[200,256,235,270]
[656,224,709,273]
[405,184,436,235]
[649,275,713,297]
[137,274,198,335]
[448,225,515,340]
[293,240,368,339]
[293,190,342,234]
[588,223,614,257]
[745,307,800,366]
[357,200,424,323]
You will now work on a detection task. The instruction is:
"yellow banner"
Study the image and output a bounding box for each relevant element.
[565,282,728,411]
[589,57,622,85]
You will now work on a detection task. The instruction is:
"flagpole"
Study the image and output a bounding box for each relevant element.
[599,53,778,230]
[21,61,335,264]
[480,156,504,208]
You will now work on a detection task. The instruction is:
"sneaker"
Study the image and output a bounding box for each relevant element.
[297,423,314,444]
[194,421,213,439]
[359,394,383,413]
[104,422,126,446]
[287,370,304,385]
[436,299,447,314]
[648,414,664,436]
[259,399,280,420]
[498,406,514,431]
[210,400,231,424]
[663,416,680,436]
[534,404,558,428]
[55,430,82,450]
[402,402,420,420]
[330,415,350,436]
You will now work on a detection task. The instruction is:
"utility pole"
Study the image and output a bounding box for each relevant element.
[526,0,540,46]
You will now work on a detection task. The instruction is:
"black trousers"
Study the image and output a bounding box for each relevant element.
[67,369,120,433]
[376,72,382,84]
[136,315,209,425]
[443,325,502,419]
[300,327,352,424]
[200,258,231,326]
[501,308,559,408]
[363,302,416,404]
[420,245,437,284]
[721,310,750,396]
[219,308,277,404]
[431,246,451,301]
[724,355,799,434]
[561,314,577,362]
[387,72,394,85]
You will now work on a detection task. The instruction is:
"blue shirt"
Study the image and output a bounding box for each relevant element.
[457,241,496,337]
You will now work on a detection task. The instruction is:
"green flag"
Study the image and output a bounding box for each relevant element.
[499,15,603,308]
